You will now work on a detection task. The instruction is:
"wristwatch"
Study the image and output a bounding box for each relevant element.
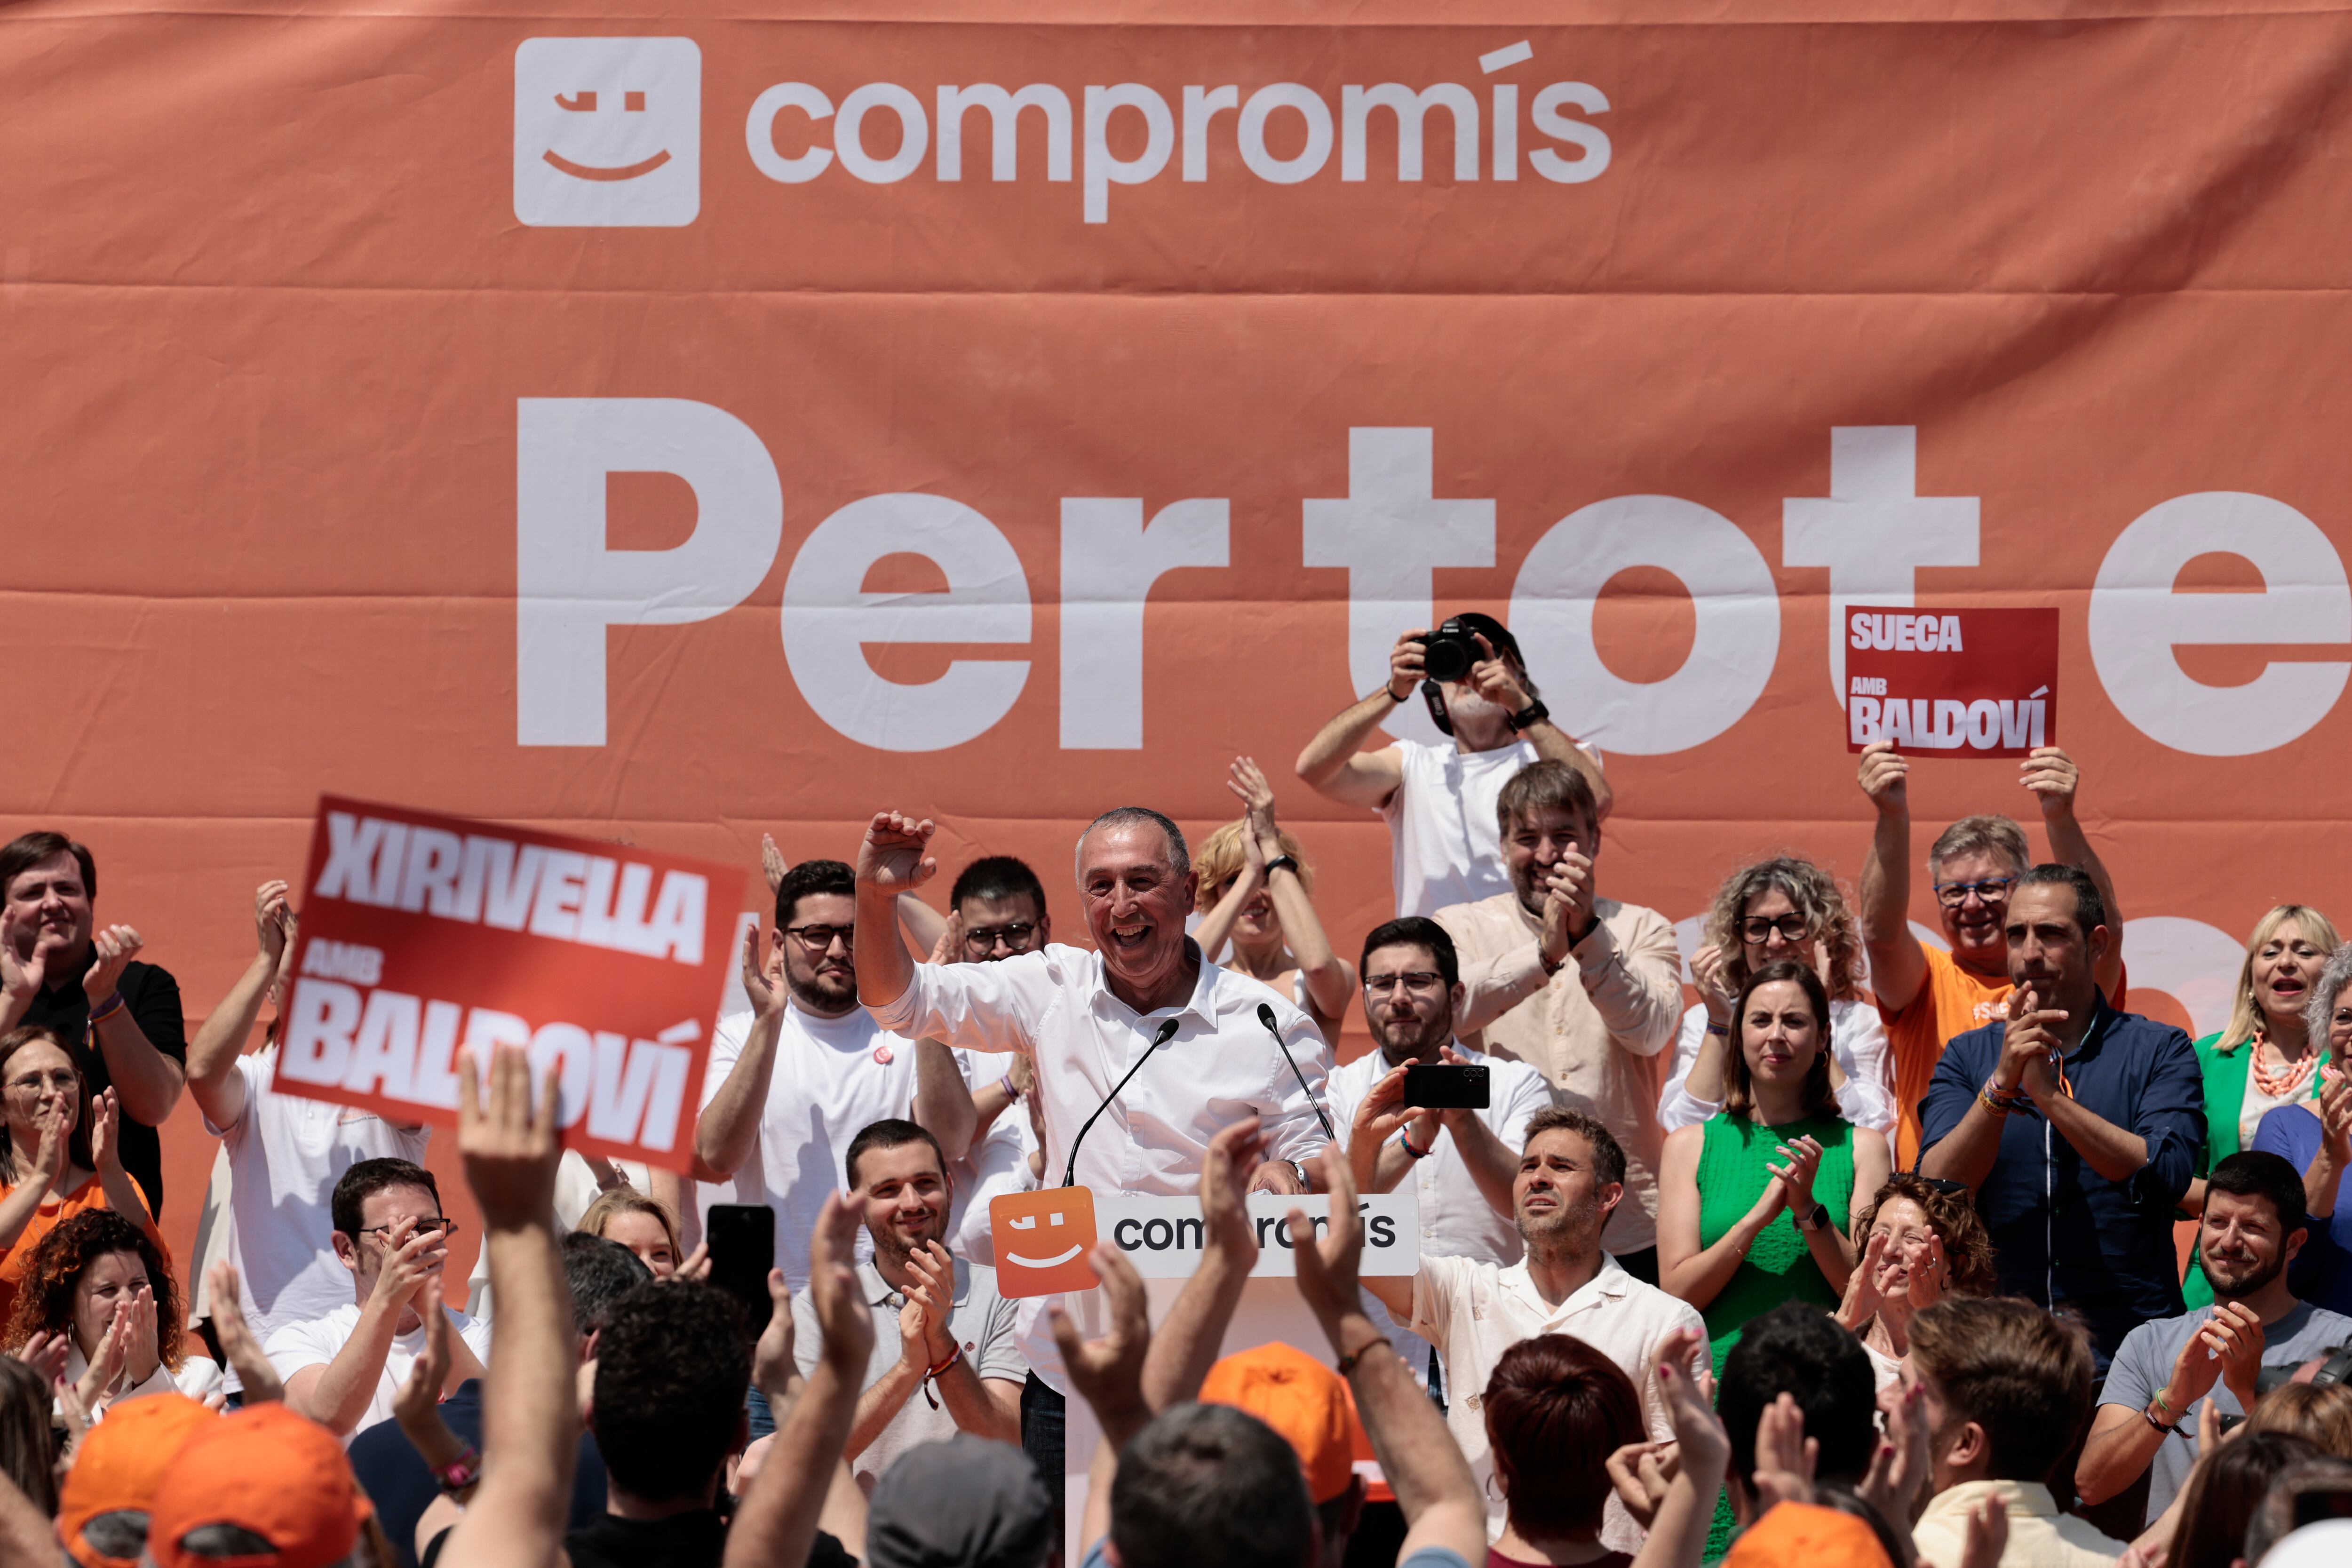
[1263,855,1301,879]
[1794,1201,1830,1233]
[1506,699,1550,732]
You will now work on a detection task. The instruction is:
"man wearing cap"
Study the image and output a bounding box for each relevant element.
[863,1433,1054,1568]
[143,1402,377,1568]
[1198,1342,1365,1568]
[1295,615,1610,920]
[55,1390,215,1568]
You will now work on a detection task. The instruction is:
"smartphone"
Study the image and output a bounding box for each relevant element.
[1402,1063,1490,1110]
[2292,1483,2352,1529]
[704,1204,777,1337]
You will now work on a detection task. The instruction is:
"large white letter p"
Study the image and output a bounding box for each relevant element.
[516,398,783,745]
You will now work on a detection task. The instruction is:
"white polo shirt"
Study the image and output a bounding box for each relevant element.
[698,999,922,1290]
[1410,1252,1704,1549]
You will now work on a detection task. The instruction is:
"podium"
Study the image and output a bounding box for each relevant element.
[1046,1191,1421,1548]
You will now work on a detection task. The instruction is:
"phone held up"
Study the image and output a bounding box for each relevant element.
[705,1203,777,1337]
[1402,1062,1490,1110]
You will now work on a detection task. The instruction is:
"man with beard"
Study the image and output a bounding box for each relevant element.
[795,1118,1024,1495]
[1358,1108,1703,1552]
[2078,1150,2352,1527]
[1430,761,1683,1281]
[1855,740,2125,1169]
[1333,917,1551,1395]
[696,860,972,1292]
[1295,612,1612,920]
[0,831,185,1215]
[1920,865,2203,1372]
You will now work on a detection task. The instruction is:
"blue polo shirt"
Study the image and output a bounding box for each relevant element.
[1918,995,2205,1369]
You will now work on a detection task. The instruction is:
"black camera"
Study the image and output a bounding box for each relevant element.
[1416,613,1517,685]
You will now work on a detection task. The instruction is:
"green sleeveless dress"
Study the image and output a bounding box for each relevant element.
[1696,1109,1858,1559]
[1694,1110,1858,1373]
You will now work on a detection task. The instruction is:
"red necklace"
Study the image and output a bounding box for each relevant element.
[2251,1027,2318,1098]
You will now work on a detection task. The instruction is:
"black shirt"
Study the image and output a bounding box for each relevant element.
[562,1513,856,1568]
[349,1379,609,1568]
[19,955,184,1216]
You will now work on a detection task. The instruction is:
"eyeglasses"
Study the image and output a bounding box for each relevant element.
[5,1070,78,1096]
[1740,915,1809,944]
[1363,972,1445,996]
[1932,876,2016,907]
[358,1218,458,1241]
[963,923,1037,952]
[784,923,856,952]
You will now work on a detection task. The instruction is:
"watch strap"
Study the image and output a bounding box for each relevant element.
[1507,699,1550,732]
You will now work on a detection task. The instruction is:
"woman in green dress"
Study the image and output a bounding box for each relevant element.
[2182,903,2339,1305]
[1656,959,1891,1373]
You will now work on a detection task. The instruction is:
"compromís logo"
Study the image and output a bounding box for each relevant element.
[990,1187,1101,1298]
[514,38,701,227]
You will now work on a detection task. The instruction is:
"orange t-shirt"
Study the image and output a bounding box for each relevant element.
[1879,944,2129,1169]
[0,1172,167,1332]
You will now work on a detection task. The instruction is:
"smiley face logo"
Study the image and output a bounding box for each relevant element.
[990,1187,1101,1298]
[514,38,700,228]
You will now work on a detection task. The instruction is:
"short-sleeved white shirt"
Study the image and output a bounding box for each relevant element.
[793,1256,1026,1493]
[1381,738,1539,920]
[698,1001,921,1290]
[262,1302,493,1445]
[1410,1252,1704,1549]
[207,1051,431,1351]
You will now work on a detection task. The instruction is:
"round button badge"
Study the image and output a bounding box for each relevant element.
[873,1045,894,1065]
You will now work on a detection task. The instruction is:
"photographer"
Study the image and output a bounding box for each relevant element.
[1295,613,1611,919]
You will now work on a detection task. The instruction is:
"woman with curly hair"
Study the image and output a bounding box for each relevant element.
[0,1026,164,1329]
[1658,856,1893,1136]
[4,1207,217,1415]
[1834,1172,1998,1387]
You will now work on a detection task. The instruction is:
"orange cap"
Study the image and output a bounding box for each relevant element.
[1197,1341,1355,1504]
[1723,1502,1895,1568]
[58,1393,217,1568]
[145,1404,373,1568]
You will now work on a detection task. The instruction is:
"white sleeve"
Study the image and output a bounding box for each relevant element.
[458,1315,494,1366]
[262,1320,335,1379]
[1494,1064,1551,1153]
[867,950,1049,1056]
[698,1013,753,1112]
[1261,1013,1336,1165]
[1655,1005,1720,1132]
[1831,1002,1897,1134]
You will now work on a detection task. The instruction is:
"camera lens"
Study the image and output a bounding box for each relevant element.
[1422,634,1472,684]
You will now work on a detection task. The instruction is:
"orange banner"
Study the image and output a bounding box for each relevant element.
[10,2,2352,1267]
[276,798,739,1170]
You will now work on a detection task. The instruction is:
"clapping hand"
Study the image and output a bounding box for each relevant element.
[82,924,144,1006]
[392,1274,454,1432]
[904,1241,957,1363]
[1860,1375,1932,1526]
[1200,1116,1265,1260]
[1227,757,1283,860]
[1691,941,1735,1027]
[1048,1243,1151,1438]
[1836,1229,1890,1331]
[751,1267,798,1401]
[809,1191,876,1377]
[2317,1064,2352,1168]
[205,1262,282,1403]
[1750,1393,1818,1512]
[10,1330,69,1386]
[1764,1135,1826,1218]
[761,834,789,896]
[742,922,787,1020]
[1999,984,2068,1098]
[455,1043,562,1234]
[89,1086,123,1175]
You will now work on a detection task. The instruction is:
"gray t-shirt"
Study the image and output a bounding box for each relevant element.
[794,1254,1027,1491]
[2102,1299,2352,1523]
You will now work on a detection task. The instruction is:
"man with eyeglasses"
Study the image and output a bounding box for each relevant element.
[265,1156,489,1442]
[1329,919,1552,1401]
[695,860,971,1294]
[1856,740,2126,1169]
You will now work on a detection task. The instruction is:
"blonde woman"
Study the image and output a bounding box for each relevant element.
[1192,756,1355,1043]
[1658,856,1892,1136]
[2184,905,2341,1306]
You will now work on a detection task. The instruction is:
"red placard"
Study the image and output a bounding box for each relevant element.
[1845,608,2059,759]
[270,796,741,1171]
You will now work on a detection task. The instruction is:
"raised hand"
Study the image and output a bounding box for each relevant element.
[2200,1301,2266,1409]
[1465,632,1530,713]
[456,1043,563,1232]
[89,1086,122,1174]
[751,1267,798,1399]
[674,1242,712,1283]
[82,924,144,1005]
[761,833,789,895]
[1048,1242,1150,1433]
[10,1330,69,1386]
[1856,740,1909,811]
[2019,746,2080,820]
[1750,1392,1818,1512]
[1386,627,1430,701]
[254,880,292,965]
[1765,1135,1826,1217]
[1287,1146,1365,1333]
[1998,984,2067,1097]
[809,1191,876,1375]
[741,922,787,1019]
[1200,1116,1266,1260]
[1957,1491,2010,1568]
[122,1281,161,1386]
[904,1241,958,1362]
[2318,1064,2352,1167]
[205,1261,282,1403]
[1652,1327,1729,1506]
[929,911,964,967]
[1605,1440,1678,1531]
[1349,1068,1434,1175]
[1691,941,1735,1026]
[76,1296,135,1410]
[28,1098,72,1189]
[392,1274,454,1429]
[0,905,45,1005]
[368,1218,446,1313]
[1836,1229,1890,1330]
[857,811,938,894]
[1860,1375,1931,1525]
[1227,756,1282,853]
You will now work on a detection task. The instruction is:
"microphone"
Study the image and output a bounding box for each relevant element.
[1062,1017,1182,1189]
[1258,1002,1337,1143]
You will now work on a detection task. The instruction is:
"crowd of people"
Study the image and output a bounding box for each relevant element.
[0,612,2349,1568]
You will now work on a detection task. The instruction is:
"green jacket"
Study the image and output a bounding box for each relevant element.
[2182,1028,2330,1307]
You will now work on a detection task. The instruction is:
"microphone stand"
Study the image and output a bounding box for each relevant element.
[1257,1003,1336,1143]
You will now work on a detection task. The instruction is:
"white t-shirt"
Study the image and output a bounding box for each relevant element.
[698,1001,922,1290]
[1382,737,1540,919]
[207,1051,431,1351]
[262,1302,493,1445]
[948,1105,1039,1269]
[1656,998,1896,1134]
[1326,1043,1551,1393]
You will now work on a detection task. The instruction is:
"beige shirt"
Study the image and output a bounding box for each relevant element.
[1434,891,1684,1251]
[1911,1480,2127,1568]
[1410,1252,1705,1550]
